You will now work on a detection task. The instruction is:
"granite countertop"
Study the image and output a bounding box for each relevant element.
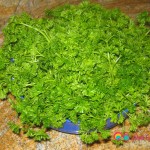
[0,0,150,149]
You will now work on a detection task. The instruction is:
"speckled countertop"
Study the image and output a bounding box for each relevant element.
[0,0,150,150]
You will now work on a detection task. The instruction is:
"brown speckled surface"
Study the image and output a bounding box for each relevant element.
[0,0,150,150]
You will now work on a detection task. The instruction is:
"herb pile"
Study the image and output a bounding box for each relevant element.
[0,1,150,143]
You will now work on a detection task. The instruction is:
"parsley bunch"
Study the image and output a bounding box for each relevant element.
[0,1,149,143]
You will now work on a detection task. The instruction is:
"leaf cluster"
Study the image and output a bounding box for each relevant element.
[0,1,150,143]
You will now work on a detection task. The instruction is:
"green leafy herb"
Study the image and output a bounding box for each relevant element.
[8,122,21,134]
[26,129,50,141]
[137,11,150,26]
[1,1,150,144]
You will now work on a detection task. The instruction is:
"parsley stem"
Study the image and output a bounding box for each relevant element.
[20,23,51,43]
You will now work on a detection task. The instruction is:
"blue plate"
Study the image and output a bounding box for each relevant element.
[51,108,129,134]
[51,119,80,134]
